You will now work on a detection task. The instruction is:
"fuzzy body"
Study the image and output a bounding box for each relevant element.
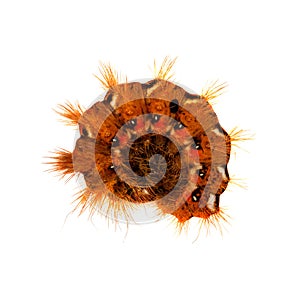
[45,57,246,232]
[71,79,231,224]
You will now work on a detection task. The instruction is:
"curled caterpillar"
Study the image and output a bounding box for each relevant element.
[46,57,249,234]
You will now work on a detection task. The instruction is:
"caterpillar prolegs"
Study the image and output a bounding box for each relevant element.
[46,57,248,235]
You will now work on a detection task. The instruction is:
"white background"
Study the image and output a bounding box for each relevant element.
[1,0,299,299]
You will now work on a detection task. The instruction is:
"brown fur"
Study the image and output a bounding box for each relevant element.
[46,57,249,236]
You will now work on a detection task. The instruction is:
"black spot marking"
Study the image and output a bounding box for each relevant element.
[112,136,119,146]
[198,169,205,177]
[126,119,137,129]
[142,79,158,90]
[215,195,220,208]
[82,128,89,137]
[170,99,179,113]
[174,122,185,130]
[191,188,201,202]
[152,114,161,123]
[105,92,113,104]
[197,164,209,178]
[192,138,202,150]
[185,92,200,101]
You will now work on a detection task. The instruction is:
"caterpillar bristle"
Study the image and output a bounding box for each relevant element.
[228,175,248,190]
[106,195,135,224]
[167,206,230,240]
[72,188,94,216]
[228,127,254,149]
[193,208,230,241]
[54,101,85,126]
[201,80,228,103]
[174,217,190,236]
[73,187,109,218]
[154,56,177,81]
[72,187,135,224]
[44,148,75,181]
[94,62,120,89]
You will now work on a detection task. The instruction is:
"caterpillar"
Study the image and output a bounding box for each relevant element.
[46,57,249,235]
